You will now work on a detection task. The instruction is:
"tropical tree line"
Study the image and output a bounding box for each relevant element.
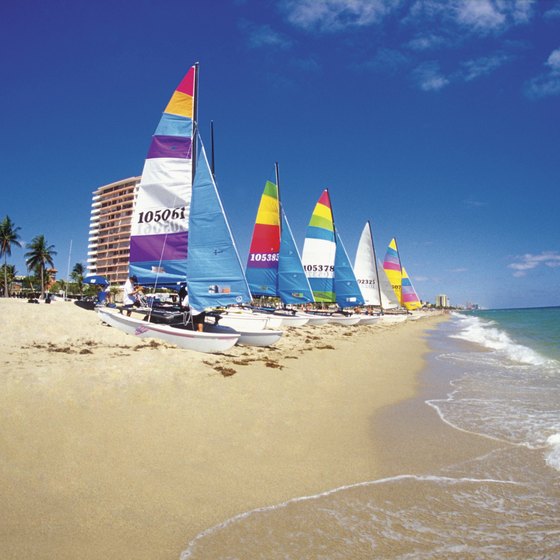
[0,215,89,298]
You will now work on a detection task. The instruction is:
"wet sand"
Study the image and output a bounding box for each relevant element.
[0,298,445,559]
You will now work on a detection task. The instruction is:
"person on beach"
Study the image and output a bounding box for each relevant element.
[123,275,142,316]
[178,283,205,332]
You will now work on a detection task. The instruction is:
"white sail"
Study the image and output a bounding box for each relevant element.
[353,222,397,309]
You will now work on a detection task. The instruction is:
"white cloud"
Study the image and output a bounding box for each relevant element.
[508,251,560,277]
[524,47,560,98]
[543,0,560,20]
[281,0,396,32]
[413,61,449,91]
[454,0,506,31]
[239,20,294,50]
[406,33,448,51]
[459,53,511,81]
[405,0,535,36]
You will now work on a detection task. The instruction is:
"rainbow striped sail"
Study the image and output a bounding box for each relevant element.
[246,181,280,296]
[301,190,336,302]
[129,65,197,286]
[401,266,421,310]
[382,238,421,310]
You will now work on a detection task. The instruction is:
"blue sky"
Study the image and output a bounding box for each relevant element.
[2,0,559,309]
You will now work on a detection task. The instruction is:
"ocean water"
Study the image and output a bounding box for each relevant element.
[181,308,560,559]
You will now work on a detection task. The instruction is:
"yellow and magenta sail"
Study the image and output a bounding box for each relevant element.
[246,181,281,296]
[129,65,196,285]
[383,238,421,310]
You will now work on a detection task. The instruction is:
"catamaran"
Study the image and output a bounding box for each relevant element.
[382,237,422,312]
[98,64,282,351]
[301,190,364,325]
[245,163,318,327]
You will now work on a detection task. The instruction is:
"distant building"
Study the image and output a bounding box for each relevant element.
[87,176,140,286]
[436,294,449,308]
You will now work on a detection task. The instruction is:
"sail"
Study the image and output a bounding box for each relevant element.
[334,231,365,308]
[401,266,422,310]
[383,238,403,305]
[354,222,395,309]
[378,258,399,309]
[278,208,314,304]
[129,65,196,286]
[245,181,280,297]
[301,190,336,302]
[383,238,422,310]
[185,139,252,312]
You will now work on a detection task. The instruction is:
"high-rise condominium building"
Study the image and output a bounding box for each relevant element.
[87,176,140,286]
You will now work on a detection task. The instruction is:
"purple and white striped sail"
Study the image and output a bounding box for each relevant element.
[129,65,197,286]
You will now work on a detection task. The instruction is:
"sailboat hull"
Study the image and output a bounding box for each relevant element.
[329,314,362,326]
[98,309,239,353]
[358,315,382,325]
[217,313,270,331]
[206,324,283,347]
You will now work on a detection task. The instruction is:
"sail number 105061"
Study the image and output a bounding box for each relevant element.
[137,207,186,224]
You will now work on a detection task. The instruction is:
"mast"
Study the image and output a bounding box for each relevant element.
[367,220,384,314]
[274,161,282,236]
[393,236,405,308]
[192,62,200,182]
[210,120,216,178]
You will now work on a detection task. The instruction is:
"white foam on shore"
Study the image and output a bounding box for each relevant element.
[180,474,520,559]
[450,314,553,367]
[546,433,560,471]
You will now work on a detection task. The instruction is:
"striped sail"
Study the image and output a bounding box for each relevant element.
[354,222,393,308]
[246,181,280,297]
[334,231,364,308]
[301,190,336,302]
[129,65,196,286]
[278,208,314,304]
[383,237,403,305]
[383,238,422,310]
[185,139,252,312]
[401,266,422,310]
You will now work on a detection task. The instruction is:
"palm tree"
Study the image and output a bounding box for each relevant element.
[71,262,85,295]
[24,235,57,298]
[0,216,22,297]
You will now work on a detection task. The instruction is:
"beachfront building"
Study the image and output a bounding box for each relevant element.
[436,294,449,308]
[87,177,140,286]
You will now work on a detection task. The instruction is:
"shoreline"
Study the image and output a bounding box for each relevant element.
[0,299,445,559]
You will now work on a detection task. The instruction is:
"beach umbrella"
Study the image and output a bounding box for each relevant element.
[83,275,109,286]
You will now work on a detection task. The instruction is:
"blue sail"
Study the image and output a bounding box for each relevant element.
[278,208,315,304]
[334,230,365,308]
[186,140,252,312]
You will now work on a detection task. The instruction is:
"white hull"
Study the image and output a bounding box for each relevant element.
[298,313,331,326]
[379,314,408,324]
[207,324,283,347]
[217,312,269,331]
[277,315,309,328]
[329,314,362,326]
[250,311,309,328]
[358,315,382,325]
[98,309,239,353]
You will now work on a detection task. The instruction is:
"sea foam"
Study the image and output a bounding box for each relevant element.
[546,433,560,471]
[450,314,552,366]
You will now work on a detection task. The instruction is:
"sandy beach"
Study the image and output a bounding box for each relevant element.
[1,298,449,559]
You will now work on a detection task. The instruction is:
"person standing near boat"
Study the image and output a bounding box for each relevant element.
[123,275,141,316]
[179,283,205,332]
